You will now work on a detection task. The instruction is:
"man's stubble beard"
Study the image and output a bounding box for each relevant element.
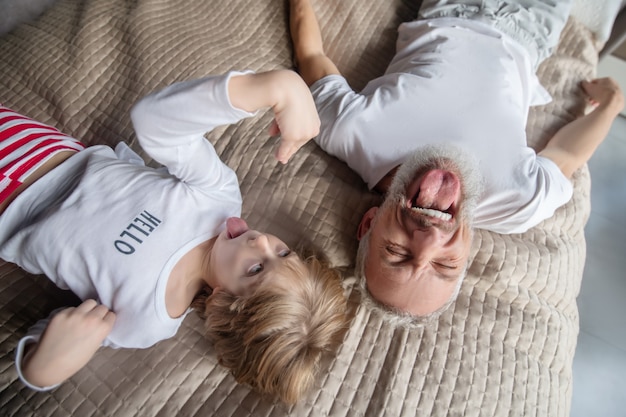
[384,143,484,228]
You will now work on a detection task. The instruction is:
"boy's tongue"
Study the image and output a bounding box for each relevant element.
[226,217,249,239]
[413,170,460,211]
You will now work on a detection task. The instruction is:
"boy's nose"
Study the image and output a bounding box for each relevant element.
[249,234,271,251]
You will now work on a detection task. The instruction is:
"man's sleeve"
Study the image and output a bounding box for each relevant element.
[480,155,574,234]
[309,74,363,154]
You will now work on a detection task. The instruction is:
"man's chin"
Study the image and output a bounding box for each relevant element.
[387,144,483,225]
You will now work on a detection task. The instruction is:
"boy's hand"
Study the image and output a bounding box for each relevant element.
[229,70,320,164]
[22,299,116,388]
[270,71,320,163]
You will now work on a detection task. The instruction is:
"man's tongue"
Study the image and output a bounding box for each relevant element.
[413,170,460,211]
[226,217,249,239]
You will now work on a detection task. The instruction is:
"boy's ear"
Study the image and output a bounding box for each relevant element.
[357,207,378,240]
[208,286,222,298]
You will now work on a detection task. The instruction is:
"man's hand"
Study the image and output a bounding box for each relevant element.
[581,77,624,113]
[539,77,624,178]
[21,299,116,388]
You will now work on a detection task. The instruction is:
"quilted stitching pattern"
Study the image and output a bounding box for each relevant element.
[0,0,596,415]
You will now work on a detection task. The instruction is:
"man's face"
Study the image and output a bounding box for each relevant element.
[357,146,481,317]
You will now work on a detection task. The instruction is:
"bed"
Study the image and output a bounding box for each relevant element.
[0,0,621,416]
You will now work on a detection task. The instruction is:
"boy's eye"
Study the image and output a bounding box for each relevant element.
[247,263,264,276]
[278,249,291,258]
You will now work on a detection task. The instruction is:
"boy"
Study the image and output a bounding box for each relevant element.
[1,69,349,403]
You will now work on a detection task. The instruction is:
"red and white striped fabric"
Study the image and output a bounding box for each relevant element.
[0,106,85,204]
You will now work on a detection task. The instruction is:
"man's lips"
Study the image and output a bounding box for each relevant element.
[225,217,249,239]
[406,169,461,221]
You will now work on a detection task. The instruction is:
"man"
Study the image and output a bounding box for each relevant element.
[288,0,624,319]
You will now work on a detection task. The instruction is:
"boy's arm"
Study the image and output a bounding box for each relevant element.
[539,77,624,178]
[132,70,318,169]
[19,300,115,389]
[289,0,341,86]
[228,70,320,164]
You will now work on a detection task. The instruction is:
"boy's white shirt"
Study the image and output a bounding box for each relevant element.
[1,72,255,390]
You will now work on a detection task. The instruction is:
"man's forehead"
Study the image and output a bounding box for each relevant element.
[364,257,463,317]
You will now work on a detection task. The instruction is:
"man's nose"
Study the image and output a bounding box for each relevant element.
[411,228,446,266]
[411,226,448,247]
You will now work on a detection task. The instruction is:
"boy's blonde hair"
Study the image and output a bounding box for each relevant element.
[193,255,349,404]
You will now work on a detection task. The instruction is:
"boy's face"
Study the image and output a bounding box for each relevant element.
[210,217,298,296]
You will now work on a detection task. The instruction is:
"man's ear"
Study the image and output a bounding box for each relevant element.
[357,207,378,240]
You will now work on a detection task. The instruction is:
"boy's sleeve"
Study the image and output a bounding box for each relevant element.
[130,71,256,190]
[14,310,63,391]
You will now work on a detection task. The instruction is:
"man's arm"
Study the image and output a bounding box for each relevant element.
[539,77,624,178]
[289,0,341,86]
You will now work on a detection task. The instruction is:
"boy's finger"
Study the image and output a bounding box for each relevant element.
[76,299,98,313]
[268,120,280,136]
[275,143,292,164]
[91,304,113,319]
[103,311,117,326]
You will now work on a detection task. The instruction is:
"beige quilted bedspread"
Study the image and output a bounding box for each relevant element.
[0,0,600,416]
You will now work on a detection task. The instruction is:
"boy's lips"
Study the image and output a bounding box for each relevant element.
[225,217,249,239]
